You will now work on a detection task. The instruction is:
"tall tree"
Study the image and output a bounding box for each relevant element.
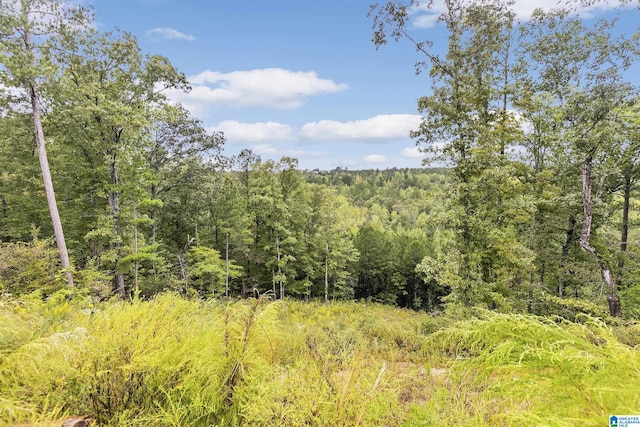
[520,11,638,316]
[0,0,92,285]
[52,30,190,295]
[147,103,224,241]
[371,0,526,307]
[614,101,640,288]
[309,186,361,301]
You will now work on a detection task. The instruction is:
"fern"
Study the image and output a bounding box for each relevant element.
[1,295,638,426]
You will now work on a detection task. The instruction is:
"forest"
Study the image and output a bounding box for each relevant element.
[1,0,640,425]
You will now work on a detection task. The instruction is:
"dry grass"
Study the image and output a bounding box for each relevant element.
[1,293,638,426]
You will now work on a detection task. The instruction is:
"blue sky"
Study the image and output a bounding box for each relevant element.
[91,0,638,170]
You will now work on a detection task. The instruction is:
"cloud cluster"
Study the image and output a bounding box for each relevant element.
[169,68,349,113]
[208,115,425,170]
[411,0,626,28]
[145,27,196,41]
[400,146,425,159]
[210,121,295,143]
[161,66,423,169]
[363,154,388,164]
[300,114,422,141]
[212,114,422,145]
[252,144,279,155]
[249,145,327,159]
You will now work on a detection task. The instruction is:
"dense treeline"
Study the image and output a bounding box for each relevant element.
[370,0,640,318]
[1,0,640,319]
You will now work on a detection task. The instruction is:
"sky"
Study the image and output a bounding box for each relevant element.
[89,0,639,170]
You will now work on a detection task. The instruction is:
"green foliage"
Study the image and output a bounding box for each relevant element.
[187,246,243,296]
[535,292,610,319]
[426,311,640,426]
[0,294,442,425]
[0,237,63,296]
[2,295,639,426]
[2,0,640,351]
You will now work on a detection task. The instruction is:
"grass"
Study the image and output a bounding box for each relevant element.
[1,293,639,426]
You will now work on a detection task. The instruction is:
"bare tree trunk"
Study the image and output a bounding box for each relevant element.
[177,236,195,295]
[272,270,276,295]
[225,232,230,298]
[178,254,187,293]
[1,194,8,241]
[618,174,632,288]
[29,87,72,282]
[150,183,158,242]
[325,239,329,303]
[580,154,621,317]
[24,29,73,286]
[108,150,125,296]
[133,202,139,294]
[276,234,283,299]
[527,210,537,313]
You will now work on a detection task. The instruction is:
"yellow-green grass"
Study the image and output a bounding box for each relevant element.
[1,293,638,426]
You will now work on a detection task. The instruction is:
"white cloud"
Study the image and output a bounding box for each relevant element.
[252,144,279,155]
[246,145,328,159]
[363,154,388,164]
[300,114,421,141]
[145,27,195,41]
[207,114,423,146]
[286,149,327,158]
[169,68,348,113]
[0,83,24,115]
[410,0,628,29]
[400,146,425,159]
[511,0,625,19]
[211,120,294,143]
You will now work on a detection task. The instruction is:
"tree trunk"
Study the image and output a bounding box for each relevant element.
[178,254,187,294]
[225,232,230,298]
[580,154,621,317]
[528,209,538,313]
[30,84,73,284]
[1,194,8,242]
[133,202,139,294]
[25,28,73,286]
[325,239,329,303]
[276,234,283,299]
[559,215,576,298]
[618,174,632,287]
[178,236,194,295]
[272,270,276,296]
[108,150,125,296]
[150,183,158,242]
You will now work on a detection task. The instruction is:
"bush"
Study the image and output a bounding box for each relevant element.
[0,238,63,296]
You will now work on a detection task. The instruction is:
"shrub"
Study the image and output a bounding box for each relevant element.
[0,238,63,296]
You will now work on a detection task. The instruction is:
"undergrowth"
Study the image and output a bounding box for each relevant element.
[0,293,638,426]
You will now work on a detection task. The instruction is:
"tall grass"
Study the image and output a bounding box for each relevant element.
[1,294,638,426]
[424,311,640,426]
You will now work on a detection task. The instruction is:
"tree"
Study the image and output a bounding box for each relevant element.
[371,0,527,307]
[309,185,361,301]
[0,0,92,285]
[613,101,640,288]
[51,30,190,295]
[186,246,242,297]
[520,11,638,316]
[147,103,224,242]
